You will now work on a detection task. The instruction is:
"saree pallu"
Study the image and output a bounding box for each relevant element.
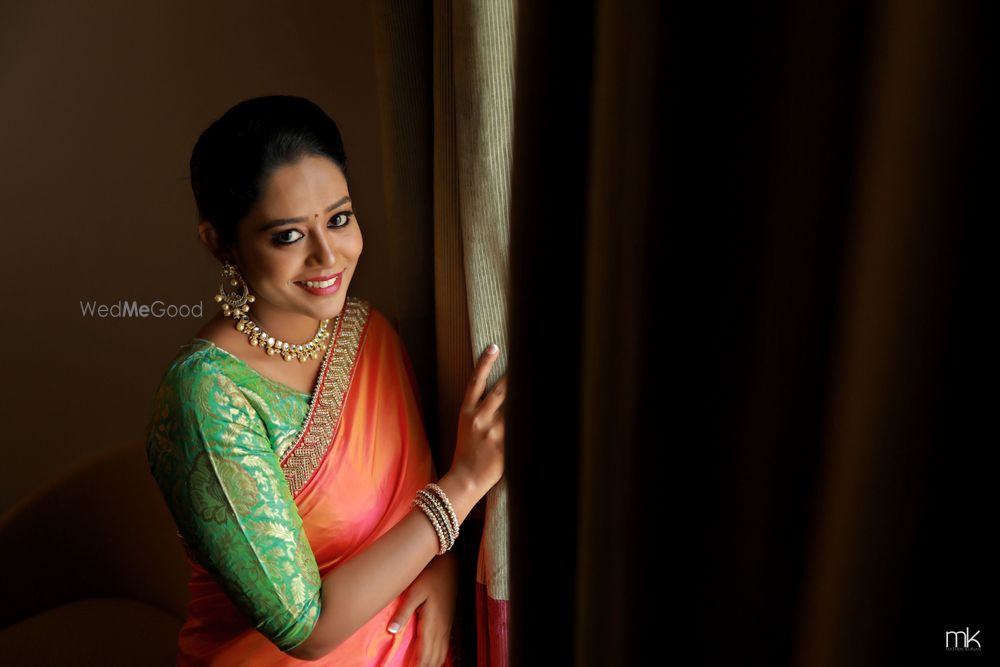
[145,296,454,666]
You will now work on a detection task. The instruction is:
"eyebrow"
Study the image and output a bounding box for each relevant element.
[258,196,352,231]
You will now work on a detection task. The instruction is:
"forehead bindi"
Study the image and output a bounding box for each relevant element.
[257,158,349,225]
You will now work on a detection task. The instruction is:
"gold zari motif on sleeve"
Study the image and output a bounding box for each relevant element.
[143,297,373,652]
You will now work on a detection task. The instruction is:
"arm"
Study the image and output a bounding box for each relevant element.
[291,334,503,661]
[145,361,323,653]
[146,355,486,662]
[288,470,480,660]
[147,334,502,661]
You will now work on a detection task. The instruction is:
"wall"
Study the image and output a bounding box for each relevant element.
[0,0,391,513]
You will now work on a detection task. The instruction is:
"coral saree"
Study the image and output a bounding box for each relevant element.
[145,296,453,666]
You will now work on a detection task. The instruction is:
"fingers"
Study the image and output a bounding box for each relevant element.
[414,611,434,667]
[395,600,447,666]
[387,614,406,635]
[412,604,448,667]
[462,344,500,413]
[428,639,446,667]
[478,375,507,422]
[388,589,422,635]
[419,633,446,667]
[489,420,504,446]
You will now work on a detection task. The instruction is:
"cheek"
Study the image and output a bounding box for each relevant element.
[351,228,363,257]
[254,257,281,279]
[245,249,294,287]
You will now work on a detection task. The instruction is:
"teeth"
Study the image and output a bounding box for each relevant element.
[302,276,338,289]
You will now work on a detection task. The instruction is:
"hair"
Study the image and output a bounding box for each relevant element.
[189,95,348,248]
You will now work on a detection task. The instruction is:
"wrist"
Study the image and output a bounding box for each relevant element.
[444,464,482,495]
[434,469,482,526]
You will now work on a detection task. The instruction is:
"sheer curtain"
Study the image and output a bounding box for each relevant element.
[371,1,515,664]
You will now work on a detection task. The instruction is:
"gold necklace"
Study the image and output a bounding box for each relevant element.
[235,311,331,363]
[214,261,331,362]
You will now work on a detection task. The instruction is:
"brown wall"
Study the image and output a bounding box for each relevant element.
[0,0,392,514]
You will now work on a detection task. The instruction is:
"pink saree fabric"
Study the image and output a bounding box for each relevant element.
[177,303,453,666]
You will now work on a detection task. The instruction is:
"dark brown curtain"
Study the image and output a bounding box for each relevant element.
[506,1,990,665]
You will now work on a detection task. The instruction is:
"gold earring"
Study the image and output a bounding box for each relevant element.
[214,261,255,316]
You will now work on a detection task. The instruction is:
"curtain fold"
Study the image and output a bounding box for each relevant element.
[375,0,988,663]
[442,2,516,665]
[369,0,439,453]
[575,0,661,662]
[793,1,987,664]
[504,0,988,665]
[372,1,516,664]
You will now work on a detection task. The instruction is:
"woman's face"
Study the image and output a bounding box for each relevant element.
[230,154,362,327]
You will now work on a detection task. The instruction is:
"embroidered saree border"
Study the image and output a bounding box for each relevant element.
[278,296,371,498]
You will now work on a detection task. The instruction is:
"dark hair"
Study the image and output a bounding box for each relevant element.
[189,95,348,248]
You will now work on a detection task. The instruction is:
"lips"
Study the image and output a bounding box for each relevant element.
[295,271,343,289]
[295,271,343,295]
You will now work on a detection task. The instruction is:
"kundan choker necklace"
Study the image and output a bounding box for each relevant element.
[214,261,332,363]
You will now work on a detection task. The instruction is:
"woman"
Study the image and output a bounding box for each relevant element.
[144,95,506,666]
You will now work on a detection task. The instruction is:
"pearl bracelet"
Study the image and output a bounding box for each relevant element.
[411,483,460,554]
[425,483,460,539]
[413,495,451,554]
[416,490,456,554]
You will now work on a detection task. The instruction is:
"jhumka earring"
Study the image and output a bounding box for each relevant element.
[213,261,331,363]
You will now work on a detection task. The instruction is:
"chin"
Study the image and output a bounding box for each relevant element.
[315,294,348,320]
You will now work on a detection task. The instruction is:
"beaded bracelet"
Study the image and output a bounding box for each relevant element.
[425,483,459,538]
[411,483,460,554]
[417,488,458,544]
[412,495,452,554]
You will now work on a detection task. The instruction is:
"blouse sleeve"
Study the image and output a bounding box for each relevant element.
[144,357,322,653]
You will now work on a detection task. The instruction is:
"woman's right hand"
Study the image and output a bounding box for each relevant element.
[449,344,506,494]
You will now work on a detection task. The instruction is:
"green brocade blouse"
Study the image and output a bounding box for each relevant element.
[144,338,322,652]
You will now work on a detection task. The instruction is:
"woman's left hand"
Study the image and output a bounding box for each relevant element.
[388,551,457,666]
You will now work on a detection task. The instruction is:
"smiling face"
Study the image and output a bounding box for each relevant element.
[215,154,363,336]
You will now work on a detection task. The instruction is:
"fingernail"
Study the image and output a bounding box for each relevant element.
[388,622,400,634]
[487,344,498,354]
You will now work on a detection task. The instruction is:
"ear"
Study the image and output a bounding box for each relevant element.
[198,220,232,264]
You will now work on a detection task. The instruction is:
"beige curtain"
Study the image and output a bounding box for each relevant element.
[434,1,515,665]
[372,1,516,663]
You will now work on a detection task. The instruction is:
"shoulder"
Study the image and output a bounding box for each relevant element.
[158,340,236,392]
[359,300,413,358]
[364,300,393,333]
[344,296,399,345]
[149,341,258,424]
[342,295,382,327]
[344,293,398,333]
[145,343,267,462]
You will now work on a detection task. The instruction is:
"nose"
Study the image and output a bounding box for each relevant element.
[308,217,337,267]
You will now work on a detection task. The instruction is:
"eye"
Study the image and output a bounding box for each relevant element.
[272,229,304,245]
[270,210,353,246]
[330,210,354,228]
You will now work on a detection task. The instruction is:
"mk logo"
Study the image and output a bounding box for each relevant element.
[945,627,981,650]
